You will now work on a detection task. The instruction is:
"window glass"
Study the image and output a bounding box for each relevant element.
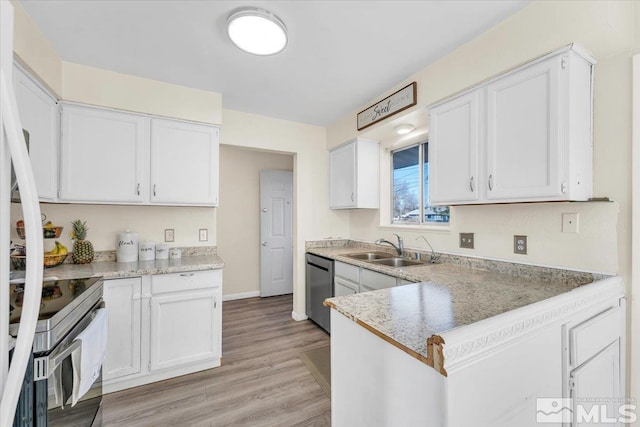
[392,145,420,223]
[392,142,449,225]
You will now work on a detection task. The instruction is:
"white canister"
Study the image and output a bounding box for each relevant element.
[169,248,182,259]
[155,244,169,260]
[139,241,156,261]
[117,230,139,263]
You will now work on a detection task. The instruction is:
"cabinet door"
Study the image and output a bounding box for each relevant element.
[13,65,58,201]
[570,341,621,426]
[149,288,221,372]
[428,91,480,204]
[104,277,142,381]
[486,56,562,200]
[60,104,149,203]
[329,142,356,208]
[150,119,219,206]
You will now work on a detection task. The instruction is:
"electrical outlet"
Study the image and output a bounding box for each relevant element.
[514,235,527,255]
[164,229,175,242]
[562,213,579,233]
[199,229,208,242]
[460,233,474,249]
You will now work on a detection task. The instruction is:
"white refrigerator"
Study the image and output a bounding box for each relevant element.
[0,2,44,426]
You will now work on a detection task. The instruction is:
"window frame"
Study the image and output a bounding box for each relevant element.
[390,141,450,226]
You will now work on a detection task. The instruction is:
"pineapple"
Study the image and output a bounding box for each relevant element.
[71,220,94,264]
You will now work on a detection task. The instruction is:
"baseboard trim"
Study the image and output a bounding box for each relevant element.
[291,311,308,321]
[223,291,261,301]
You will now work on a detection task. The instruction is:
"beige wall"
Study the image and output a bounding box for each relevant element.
[327,0,638,405]
[217,145,293,297]
[10,203,217,252]
[63,62,222,125]
[220,109,349,314]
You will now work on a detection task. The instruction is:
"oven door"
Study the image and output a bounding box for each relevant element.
[33,300,104,427]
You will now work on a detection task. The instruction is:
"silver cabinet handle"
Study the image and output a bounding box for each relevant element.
[351,193,354,202]
[469,176,474,192]
[488,174,493,191]
[137,183,140,196]
[153,184,157,196]
[262,241,267,246]
[180,272,195,277]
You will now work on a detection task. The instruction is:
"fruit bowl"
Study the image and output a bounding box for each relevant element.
[16,226,64,239]
[10,253,68,270]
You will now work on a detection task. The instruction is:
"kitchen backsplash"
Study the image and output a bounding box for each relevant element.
[306,239,609,285]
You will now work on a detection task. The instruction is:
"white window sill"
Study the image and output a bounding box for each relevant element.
[379,223,451,233]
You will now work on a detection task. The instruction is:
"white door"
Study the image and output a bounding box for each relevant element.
[260,170,293,297]
[150,119,219,206]
[103,278,142,381]
[59,104,149,203]
[486,55,562,200]
[329,142,356,208]
[428,90,480,204]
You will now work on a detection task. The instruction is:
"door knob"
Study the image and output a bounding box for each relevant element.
[262,208,267,212]
[262,241,268,246]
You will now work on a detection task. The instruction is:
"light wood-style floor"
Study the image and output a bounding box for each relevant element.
[102,295,331,427]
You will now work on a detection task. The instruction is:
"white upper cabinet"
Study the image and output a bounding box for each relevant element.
[150,119,219,206]
[486,55,562,200]
[13,64,59,201]
[59,103,220,206]
[60,104,149,203]
[429,91,480,204]
[329,139,379,209]
[428,45,595,205]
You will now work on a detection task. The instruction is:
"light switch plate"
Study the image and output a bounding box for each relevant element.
[514,235,527,255]
[164,229,175,242]
[199,229,208,242]
[460,233,474,249]
[562,213,579,233]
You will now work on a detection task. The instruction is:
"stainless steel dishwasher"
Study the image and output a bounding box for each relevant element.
[305,253,334,333]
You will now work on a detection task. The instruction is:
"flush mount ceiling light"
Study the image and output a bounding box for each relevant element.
[227,7,288,56]
[394,124,415,135]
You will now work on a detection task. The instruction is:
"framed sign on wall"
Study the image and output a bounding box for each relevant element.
[357,82,417,131]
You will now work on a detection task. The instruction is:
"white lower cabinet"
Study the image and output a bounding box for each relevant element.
[334,261,414,295]
[150,286,221,372]
[103,269,223,394]
[103,277,142,380]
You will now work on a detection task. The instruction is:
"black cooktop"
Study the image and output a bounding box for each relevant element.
[9,277,101,325]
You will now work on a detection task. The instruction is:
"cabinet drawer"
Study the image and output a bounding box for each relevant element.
[152,269,221,294]
[335,277,359,296]
[361,269,396,291]
[335,261,360,283]
[570,306,622,367]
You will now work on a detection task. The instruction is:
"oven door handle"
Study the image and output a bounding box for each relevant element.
[33,299,106,381]
[34,340,81,381]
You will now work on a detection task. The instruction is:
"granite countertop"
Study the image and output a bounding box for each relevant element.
[315,243,605,372]
[22,254,225,281]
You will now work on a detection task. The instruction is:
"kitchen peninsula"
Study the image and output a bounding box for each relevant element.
[311,241,625,426]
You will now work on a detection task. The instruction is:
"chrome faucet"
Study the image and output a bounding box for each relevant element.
[417,235,440,264]
[375,234,404,257]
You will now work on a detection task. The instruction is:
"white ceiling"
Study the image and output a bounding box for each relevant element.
[18,0,529,126]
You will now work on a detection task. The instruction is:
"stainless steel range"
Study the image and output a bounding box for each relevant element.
[9,276,104,427]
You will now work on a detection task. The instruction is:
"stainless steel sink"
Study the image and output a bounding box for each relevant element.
[369,258,425,267]
[344,252,395,261]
